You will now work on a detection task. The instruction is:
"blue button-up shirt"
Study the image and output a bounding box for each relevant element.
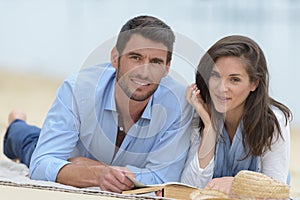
[30,63,193,185]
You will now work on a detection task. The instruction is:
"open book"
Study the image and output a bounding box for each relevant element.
[122,176,227,199]
[122,170,290,199]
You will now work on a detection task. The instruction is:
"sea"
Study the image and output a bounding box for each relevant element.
[0,0,299,128]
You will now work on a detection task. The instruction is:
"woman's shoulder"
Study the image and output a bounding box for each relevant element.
[270,105,290,141]
[271,105,287,122]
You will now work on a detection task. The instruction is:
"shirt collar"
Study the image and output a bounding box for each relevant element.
[104,76,117,112]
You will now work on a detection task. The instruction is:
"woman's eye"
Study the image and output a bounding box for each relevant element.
[210,71,220,78]
[231,77,241,82]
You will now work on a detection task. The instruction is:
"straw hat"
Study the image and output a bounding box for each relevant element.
[189,170,289,200]
[230,170,290,199]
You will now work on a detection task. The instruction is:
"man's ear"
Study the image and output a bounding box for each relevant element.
[111,47,119,69]
[163,62,171,77]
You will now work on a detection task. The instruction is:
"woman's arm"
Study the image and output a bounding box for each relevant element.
[185,84,217,169]
[181,84,217,188]
[180,121,214,188]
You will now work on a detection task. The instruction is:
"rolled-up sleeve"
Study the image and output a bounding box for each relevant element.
[181,148,214,188]
[180,119,214,188]
[30,74,80,181]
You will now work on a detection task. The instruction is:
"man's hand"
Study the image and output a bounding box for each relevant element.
[97,165,135,193]
[56,156,134,193]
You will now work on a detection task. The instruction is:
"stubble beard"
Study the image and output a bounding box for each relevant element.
[116,70,158,102]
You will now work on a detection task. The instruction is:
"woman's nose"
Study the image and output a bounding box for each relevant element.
[218,79,229,92]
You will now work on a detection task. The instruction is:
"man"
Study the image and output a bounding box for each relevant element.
[3,15,193,193]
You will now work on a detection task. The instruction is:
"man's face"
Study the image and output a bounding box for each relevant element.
[114,34,170,101]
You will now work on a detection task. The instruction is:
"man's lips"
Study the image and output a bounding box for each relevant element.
[131,78,150,86]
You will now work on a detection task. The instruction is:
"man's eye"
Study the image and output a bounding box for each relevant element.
[151,59,164,65]
[130,56,140,61]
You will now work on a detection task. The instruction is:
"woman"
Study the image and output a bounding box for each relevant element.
[181,35,292,194]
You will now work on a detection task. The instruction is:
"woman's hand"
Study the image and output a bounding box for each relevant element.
[186,84,216,168]
[185,84,210,127]
[204,177,234,195]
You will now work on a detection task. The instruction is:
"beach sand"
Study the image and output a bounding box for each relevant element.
[0,69,299,198]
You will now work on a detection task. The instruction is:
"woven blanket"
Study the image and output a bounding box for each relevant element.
[0,159,162,200]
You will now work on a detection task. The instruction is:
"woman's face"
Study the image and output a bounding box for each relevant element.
[208,56,258,117]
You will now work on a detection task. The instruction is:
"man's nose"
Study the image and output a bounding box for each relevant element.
[139,60,151,74]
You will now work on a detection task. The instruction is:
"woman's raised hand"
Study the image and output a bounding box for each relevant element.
[185,84,211,128]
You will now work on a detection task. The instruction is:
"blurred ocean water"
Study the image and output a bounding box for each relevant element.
[0,0,299,127]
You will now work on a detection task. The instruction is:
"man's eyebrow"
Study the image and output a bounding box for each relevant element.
[126,52,165,62]
[127,52,142,57]
[151,57,165,63]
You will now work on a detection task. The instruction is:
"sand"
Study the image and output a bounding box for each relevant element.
[0,69,299,198]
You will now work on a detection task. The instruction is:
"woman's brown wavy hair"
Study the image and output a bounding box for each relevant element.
[196,35,292,156]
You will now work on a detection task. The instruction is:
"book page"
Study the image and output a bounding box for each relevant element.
[125,175,147,188]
